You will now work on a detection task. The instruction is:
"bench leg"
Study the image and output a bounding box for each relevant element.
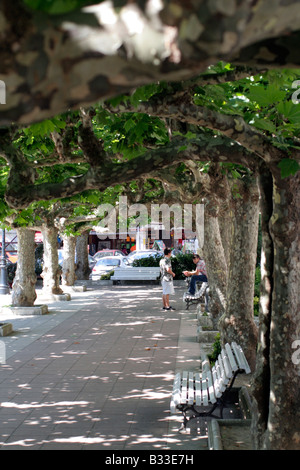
[177,402,221,432]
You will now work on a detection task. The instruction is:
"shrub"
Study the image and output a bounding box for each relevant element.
[132,254,162,267]
[132,252,195,279]
[100,271,114,280]
[207,333,221,365]
[253,266,261,316]
[171,253,195,279]
[7,262,17,284]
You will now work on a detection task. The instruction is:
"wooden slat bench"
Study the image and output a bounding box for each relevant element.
[170,342,251,431]
[183,281,209,310]
[111,266,161,283]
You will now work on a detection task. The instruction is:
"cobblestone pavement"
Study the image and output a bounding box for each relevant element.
[0,284,206,450]
[0,283,248,451]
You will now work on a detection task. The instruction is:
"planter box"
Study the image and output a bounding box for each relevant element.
[196,326,219,343]
[62,285,87,292]
[208,419,252,450]
[0,322,13,336]
[208,386,253,450]
[0,304,49,315]
[38,293,71,302]
[197,314,214,330]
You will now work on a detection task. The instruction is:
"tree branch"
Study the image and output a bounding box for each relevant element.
[105,94,293,163]
[5,134,259,209]
[2,1,300,125]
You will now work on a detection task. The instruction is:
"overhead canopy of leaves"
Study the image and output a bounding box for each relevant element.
[0,62,299,226]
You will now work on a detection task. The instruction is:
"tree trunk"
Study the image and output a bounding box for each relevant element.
[12,228,37,306]
[61,234,76,286]
[41,225,63,296]
[218,208,233,268]
[263,169,300,450]
[219,177,259,371]
[75,231,90,280]
[203,203,228,327]
[251,167,273,450]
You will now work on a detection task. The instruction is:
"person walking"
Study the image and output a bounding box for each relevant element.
[159,248,176,310]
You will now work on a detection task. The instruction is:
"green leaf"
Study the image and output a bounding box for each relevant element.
[248,84,286,107]
[276,101,300,123]
[23,0,91,15]
[252,118,276,133]
[278,158,300,178]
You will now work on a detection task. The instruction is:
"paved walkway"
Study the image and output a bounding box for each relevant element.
[0,283,210,451]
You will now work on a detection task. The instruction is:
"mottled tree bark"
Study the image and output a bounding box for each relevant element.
[75,231,90,280]
[251,167,274,450]
[252,167,300,450]
[1,0,300,125]
[12,228,37,306]
[203,199,228,328]
[264,169,300,450]
[61,234,76,287]
[41,225,63,296]
[219,177,259,371]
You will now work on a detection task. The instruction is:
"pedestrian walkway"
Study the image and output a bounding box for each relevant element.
[0,283,209,450]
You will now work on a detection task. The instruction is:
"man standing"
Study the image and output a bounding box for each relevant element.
[183,254,208,295]
[159,248,176,310]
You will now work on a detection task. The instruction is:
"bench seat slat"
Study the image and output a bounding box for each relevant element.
[212,366,221,398]
[188,372,194,405]
[206,368,217,404]
[215,359,226,393]
[225,343,238,371]
[201,370,208,406]
[232,342,251,374]
[181,371,188,404]
[195,373,201,406]
[170,372,181,413]
[218,354,229,389]
[221,348,233,379]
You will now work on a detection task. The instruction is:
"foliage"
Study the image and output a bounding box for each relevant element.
[100,271,114,280]
[23,0,94,15]
[207,333,221,366]
[170,253,195,279]
[132,254,162,268]
[253,296,260,317]
[253,266,261,316]
[7,262,17,284]
[132,252,195,279]
[193,67,300,176]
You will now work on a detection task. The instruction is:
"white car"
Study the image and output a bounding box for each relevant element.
[90,256,129,279]
[126,250,163,265]
[93,249,126,260]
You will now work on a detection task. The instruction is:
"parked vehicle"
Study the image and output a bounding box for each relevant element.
[93,249,126,260]
[90,256,129,280]
[58,250,96,269]
[126,250,163,265]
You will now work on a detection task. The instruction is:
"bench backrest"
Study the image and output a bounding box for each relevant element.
[111,266,161,280]
[170,342,251,412]
[117,267,160,272]
[208,342,251,398]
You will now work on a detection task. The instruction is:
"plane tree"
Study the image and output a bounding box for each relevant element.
[0,57,299,449]
[2,0,300,125]
[104,70,300,450]
[0,0,299,450]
